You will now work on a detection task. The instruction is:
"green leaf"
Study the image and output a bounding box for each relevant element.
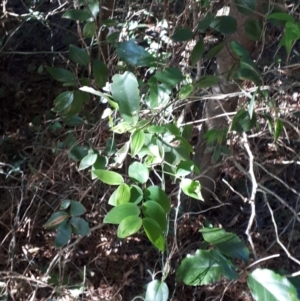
[145,280,169,301]
[115,39,157,67]
[53,91,74,113]
[128,162,149,184]
[171,28,193,42]
[234,0,256,16]
[204,43,224,60]
[200,228,249,262]
[46,67,76,83]
[176,160,200,177]
[108,183,131,206]
[64,90,89,118]
[104,137,116,156]
[131,130,145,157]
[111,71,140,125]
[180,178,203,200]
[70,217,90,236]
[267,12,295,24]
[245,19,263,41]
[83,21,96,38]
[274,119,283,141]
[177,249,238,286]
[191,40,204,66]
[210,16,237,34]
[117,215,142,238]
[142,218,165,251]
[104,203,140,224]
[142,201,167,232]
[44,211,69,229]
[93,60,108,88]
[248,269,299,301]
[60,199,71,210]
[231,108,256,133]
[55,222,72,248]
[69,45,89,66]
[198,12,213,32]
[197,75,219,89]
[69,200,86,216]
[179,84,193,100]
[69,145,88,161]
[129,185,143,205]
[62,9,91,21]
[93,170,124,185]
[231,41,250,58]
[155,68,184,87]
[144,186,171,213]
[79,153,98,171]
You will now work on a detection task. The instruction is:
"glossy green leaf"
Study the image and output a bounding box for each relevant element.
[116,39,157,67]
[91,156,107,179]
[69,45,89,66]
[155,68,184,87]
[117,215,142,238]
[142,201,167,231]
[245,19,263,41]
[79,153,98,171]
[83,21,96,38]
[93,60,108,88]
[60,199,72,210]
[204,43,224,60]
[128,162,149,184]
[234,0,256,16]
[47,67,76,83]
[177,249,238,286]
[142,218,165,251]
[93,170,124,185]
[63,9,91,21]
[53,91,74,113]
[210,16,237,34]
[55,222,72,248]
[70,217,90,236]
[64,90,89,118]
[144,186,171,213]
[108,183,131,206]
[70,200,86,216]
[145,280,169,301]
[200,228,249,262]
[44,211,69,229]
[179,84,193,100]
[267,12,295,23]
[171,28,193,42]
[274,119,283,141]
[176,160,200,177]
[248,269,299,301]
[191,40,204,66]
[131,130,145,157]
[180,178,203,200]
[111,71,140,125]
[198,12,213,32]
[129,185,143,205]
[104,203,140,224]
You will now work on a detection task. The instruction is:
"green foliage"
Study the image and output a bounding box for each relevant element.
[145,280,169,301]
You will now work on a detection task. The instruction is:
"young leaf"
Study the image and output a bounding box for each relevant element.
[111,72,140,125]
[142,201,167,232]
[70,200,86,216]
[108,183,131,206]
[142,218,165,251]
[44,211,69,229]
[104,203,140,224]
[145,280,169,301]
[131,130,145,157]
[180,178,203,201]
[55,222,72,248]
[176,249,238,286]
[171,28,193,42]
[70,217,90,236]
[248,269,299,301]
[93,170,124,185]
[46,67,76,83]
[93,60,108,88]
[69,45,89,66]
[78,153,98,171]
[128,162,149,184]
[144,186,171,213]
[200,228,249,262]
[191,40,204,66]
[117,215,142,238]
